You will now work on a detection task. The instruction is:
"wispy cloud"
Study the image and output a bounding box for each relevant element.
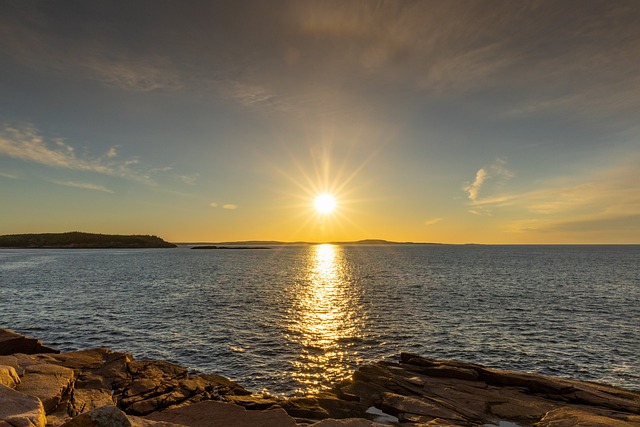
[463,158,640,239]
[463,158,513,212]
[106,147,118,158]
[176,174,199,186]
[463,168,488,202]
[49,180,114,193]
[0,123,193,187]
[0,171,20,180]
[3,2,639,123]
[424,217,443,226]
[83,54,182,92]
[210,201,239,210]
[511,214,640,237]
[0,125,112,173]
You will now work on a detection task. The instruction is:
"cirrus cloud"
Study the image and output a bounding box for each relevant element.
[49,180,114,193]
[0,123,196,188]
[424,217,443,226]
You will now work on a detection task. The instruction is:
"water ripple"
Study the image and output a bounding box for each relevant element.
[0,245,638,394]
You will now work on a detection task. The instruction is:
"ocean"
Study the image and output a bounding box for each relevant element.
[0,244,638,395]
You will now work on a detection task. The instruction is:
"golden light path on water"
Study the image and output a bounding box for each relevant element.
[286,244,366,394]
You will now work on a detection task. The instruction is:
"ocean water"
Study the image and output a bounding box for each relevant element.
[0,244,638,395]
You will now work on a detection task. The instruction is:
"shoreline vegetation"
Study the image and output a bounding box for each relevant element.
[1,329,638,427]
[0,232,177,249]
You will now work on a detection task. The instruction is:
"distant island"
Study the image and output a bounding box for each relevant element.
[0,232,177,248]
[183,239,442,246]
[191,245,271,250]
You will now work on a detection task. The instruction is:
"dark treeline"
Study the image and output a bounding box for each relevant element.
[0,232,176,248]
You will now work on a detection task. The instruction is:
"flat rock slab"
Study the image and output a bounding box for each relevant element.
[536,407,640,427]
[16,364,75,414]
[70,389,116,417]
[145,400,299,427]
[343,353,640,426]
[309,419,390,426]
[0,384,47,427]
[128,416,184,427]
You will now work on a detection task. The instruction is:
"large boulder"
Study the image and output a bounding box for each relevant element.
[0,384,47,427]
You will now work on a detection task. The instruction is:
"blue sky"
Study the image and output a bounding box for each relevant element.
[1,1,639,243]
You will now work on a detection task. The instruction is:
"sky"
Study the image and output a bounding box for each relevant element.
[1,0,639,244]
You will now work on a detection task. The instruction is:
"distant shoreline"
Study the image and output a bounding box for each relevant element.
[0,232,176,249]
[180,239,444,246]
[191,245,271,250]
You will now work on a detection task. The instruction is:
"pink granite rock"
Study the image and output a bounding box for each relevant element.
[0,365,20,388]
[0,384,47,427]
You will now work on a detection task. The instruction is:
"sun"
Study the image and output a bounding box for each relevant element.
[315,194,337,214]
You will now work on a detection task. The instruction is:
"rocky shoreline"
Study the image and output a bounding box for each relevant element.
[1,329,638,427]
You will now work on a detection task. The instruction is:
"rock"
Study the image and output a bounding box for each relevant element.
[535,407,640,427]
[0,356,22,376]
[145,400,298,427]
[60,405,131,427]
[348,353,640,427]
[380,392,470,423]
[0,330,58,356]
[116,364,249,415]
[225,394,281,410]
[279,394,369,420]
[70,389,116,416]
[16,364,75,413]
[0,384,47,427]
[127,416,183,427]
[309,418,388,426]
[0,365,20,388]
[197,373,251,396]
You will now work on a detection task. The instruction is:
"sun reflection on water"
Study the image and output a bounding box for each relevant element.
[286,244,365,394]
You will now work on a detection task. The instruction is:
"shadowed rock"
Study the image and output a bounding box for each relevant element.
[309,419,389,426]
[0,330,58,356]
[145,400,298,427]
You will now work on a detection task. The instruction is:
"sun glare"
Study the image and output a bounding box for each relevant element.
[315,194,337,214]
